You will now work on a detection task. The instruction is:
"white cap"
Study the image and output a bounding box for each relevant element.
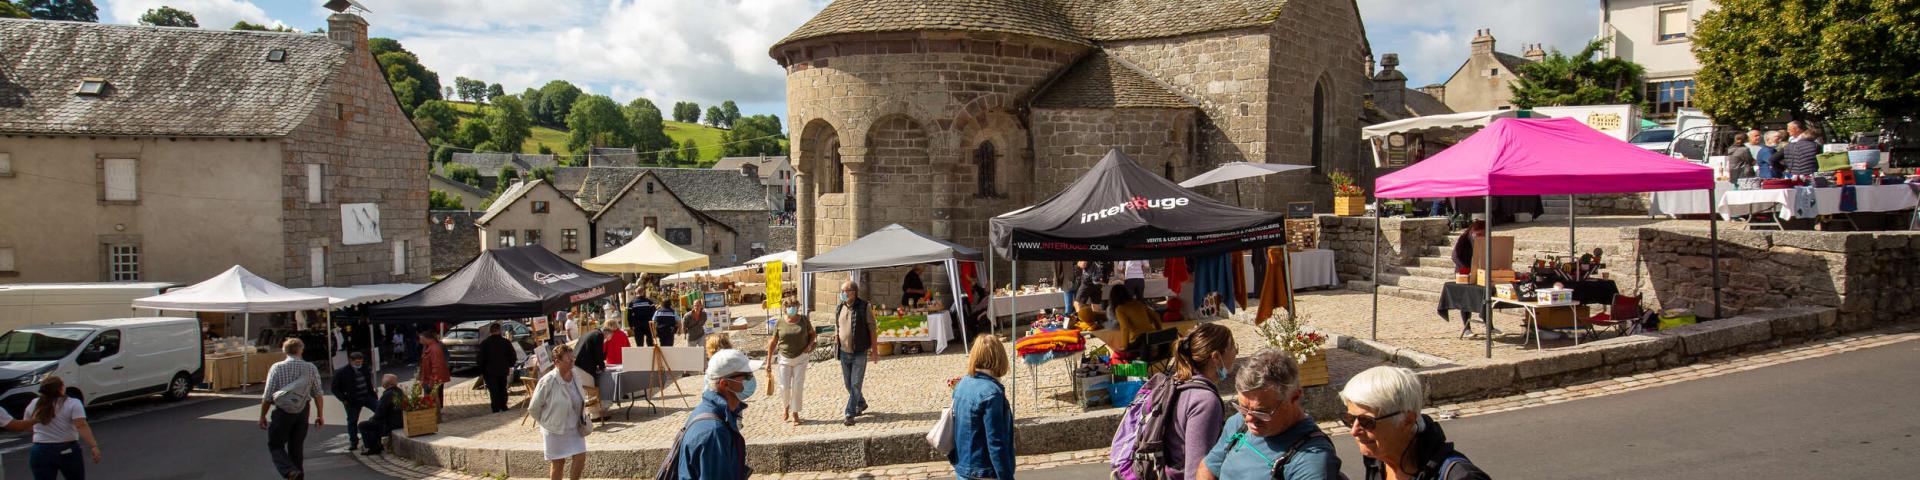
[704,349,753,383]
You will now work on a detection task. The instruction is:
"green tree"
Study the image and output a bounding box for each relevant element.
[23,0,96,22]
[535,81,584,127]
[369,38,403,56]
[704,106,725,128]
[1508,39,1646,109]
[137,6,196,27]
[565,95,635,153]
[453,120,492,149]
[1695,0,1920,125]
[432,144,458,164]
[428,189,465,210]
[681,138,702,164]
[495,166,520,195]
[445,163,482,187]
[722,114,787,157]
[527,166,555,184]
[721,101,741,127]
[410,100,460,143]
[372,41,443,115]
[537,144,554,155]
[485,95,533,152]
[672,101,703,124]
[453,77,477,102]
[0,2,30,19]
[231,20,295,32]
[625,98,673,163]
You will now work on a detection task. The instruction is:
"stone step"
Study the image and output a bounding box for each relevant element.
[1415,256,1457,268]
[1381,265,1457,279]
[1339,281,1441,304]
[1377,272,1450,292]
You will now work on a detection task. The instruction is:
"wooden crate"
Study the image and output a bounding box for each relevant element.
[1333,195,1366,216]
[1299,351,1329,387]
[403,409,438,437]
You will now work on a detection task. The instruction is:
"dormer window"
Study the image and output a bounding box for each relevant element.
[266,49,288,62]
[75,78,107,96]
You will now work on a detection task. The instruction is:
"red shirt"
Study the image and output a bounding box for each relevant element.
[604,329,631,366]
[419,340,450,385]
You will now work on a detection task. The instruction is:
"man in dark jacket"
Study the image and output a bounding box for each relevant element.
[331,352,377,451]
[629,294,658,346]
[1778,120,1822,176]
[1725,141,1757,183]
[476,323,518,413]
[834,281,877,426]
[359,374,403,455]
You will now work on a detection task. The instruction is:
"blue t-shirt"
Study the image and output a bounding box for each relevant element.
[1203,414,1341,480]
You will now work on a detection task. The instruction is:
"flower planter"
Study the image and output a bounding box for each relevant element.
[1333,195,1366,217]
[403,409,438,437]
[1298,351,1329,387]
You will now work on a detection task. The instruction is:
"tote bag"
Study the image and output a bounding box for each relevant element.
[925,406,955,454]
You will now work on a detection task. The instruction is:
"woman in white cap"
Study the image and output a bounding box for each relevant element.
[667,349,755,479]
[529,344,589,480]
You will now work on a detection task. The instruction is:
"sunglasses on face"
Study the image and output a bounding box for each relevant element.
[1339,411,1403,430]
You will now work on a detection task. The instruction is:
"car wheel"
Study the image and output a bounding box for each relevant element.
[164,373,192,401]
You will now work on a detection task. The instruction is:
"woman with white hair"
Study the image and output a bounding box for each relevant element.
[1339,366,1490,480]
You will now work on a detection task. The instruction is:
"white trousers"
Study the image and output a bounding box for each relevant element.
[775,354,809,415]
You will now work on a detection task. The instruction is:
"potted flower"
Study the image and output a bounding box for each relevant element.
[1256,317,1331,387]
[398,381,441,437]
[1328,170,1366,216]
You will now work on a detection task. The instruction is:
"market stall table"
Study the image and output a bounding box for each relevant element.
[1436,280,1616,335]
[1490,297,1587,350]
[991,290,1065,317]
[1717,184,1919,223]
[1087,319,1201,351]
[1649,181,1734,217]
[204,351,286,391]
[1286,249,1341,290]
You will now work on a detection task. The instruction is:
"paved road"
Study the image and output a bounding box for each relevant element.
[1030,339,1920,479]
[0,362,473,479]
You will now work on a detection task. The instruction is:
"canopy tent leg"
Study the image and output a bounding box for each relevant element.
[1483,195,1494,359]
[1710,183,1721,318]
[243,312,252,389]
[1372,198,1381,341]
[946,259,967,351]
[1569,195,1577,262]
[1009,256,1019,417]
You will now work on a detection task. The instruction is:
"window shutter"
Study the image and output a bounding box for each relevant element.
[307,164,324,204]
[104,158,138,201]
[1659,8,1688,39]
[0,247,15,272]
[309,246,326,286]
[392,239,407,275]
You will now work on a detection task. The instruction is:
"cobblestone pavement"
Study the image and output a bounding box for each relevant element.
[1294,288,1569,364]
[357,323,1919,479]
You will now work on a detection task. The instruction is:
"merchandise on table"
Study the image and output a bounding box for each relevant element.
[1015,329,1084,356]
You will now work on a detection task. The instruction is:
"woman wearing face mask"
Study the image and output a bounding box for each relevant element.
[948,335,1014,480]
[765,299,817,426]
[1162,323,1237,479]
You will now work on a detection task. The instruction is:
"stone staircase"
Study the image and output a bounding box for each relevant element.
[1342,230,1625,304]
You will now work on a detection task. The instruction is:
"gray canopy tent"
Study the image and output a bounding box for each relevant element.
[800,224,985,351]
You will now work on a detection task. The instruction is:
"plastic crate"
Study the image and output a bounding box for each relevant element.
[1112,361,1149,378]
[1109,380,1146,408]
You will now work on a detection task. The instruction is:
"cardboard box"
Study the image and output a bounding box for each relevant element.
[1469,235,1515,271]
[1473,268,1516,286]
[1532,305,1591,330]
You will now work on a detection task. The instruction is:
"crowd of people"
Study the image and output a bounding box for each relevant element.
[1723,120,1828,182]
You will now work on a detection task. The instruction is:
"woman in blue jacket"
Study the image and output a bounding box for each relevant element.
[949,335,1015,479]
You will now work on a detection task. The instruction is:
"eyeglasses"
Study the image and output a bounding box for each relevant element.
[1233,402,1275,423]
[1339,411,1403,430]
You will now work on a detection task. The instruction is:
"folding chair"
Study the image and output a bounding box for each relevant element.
[1129,328,1181,375]
[1590,294,1644,338]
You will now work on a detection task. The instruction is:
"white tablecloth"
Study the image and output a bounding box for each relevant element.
[1650,181,1734,216]
[991,291,1065,316]
[1718,184,1919,220]
[880,312,956,354]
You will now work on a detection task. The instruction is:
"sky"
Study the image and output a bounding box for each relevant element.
[97,0,1602,120]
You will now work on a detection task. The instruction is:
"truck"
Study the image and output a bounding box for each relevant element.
[0,283,176,333]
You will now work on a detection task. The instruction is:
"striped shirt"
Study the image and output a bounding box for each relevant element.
[262,358,323,411]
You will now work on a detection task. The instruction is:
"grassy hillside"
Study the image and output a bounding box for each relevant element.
[447,101,733,162]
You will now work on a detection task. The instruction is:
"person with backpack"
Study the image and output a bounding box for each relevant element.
[1340,367,1490,480]
[948,335,1014,480]
[667,349,756,479]
[1108,323,1238,480]
[1198,350,1340,480]
[260,339,324,480]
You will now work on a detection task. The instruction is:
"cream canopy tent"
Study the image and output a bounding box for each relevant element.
[583,226,711,274]
[132,265,331,387]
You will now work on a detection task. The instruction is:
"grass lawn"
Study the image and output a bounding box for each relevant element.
[447,101,736,162]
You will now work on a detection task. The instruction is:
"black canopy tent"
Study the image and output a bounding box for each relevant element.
[986,149,1290,415]
[369,246,625,324]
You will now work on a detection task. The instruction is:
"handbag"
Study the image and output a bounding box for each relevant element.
[925,406,955,454]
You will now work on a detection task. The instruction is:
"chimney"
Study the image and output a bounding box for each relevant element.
[1420,84,1446,104]
[1523,43,1547,62]
[1364,53,1376,77]
[1371,53,1408,115]
[1471,28,1495,56]
[327,13,368,51]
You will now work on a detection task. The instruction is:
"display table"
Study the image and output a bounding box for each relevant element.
[877,312,955,353]
[1717,184,1918,221]
[992,290,1065,317]
[1490,297,1588,350]
[1287,249,1341,290]
[604,366,674,418]
[1436,280,1616,336]
[1649,181,1734,217]
[204,351,287,391]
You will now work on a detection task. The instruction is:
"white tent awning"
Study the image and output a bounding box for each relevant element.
[131,265,330,313]
[293,284,427,309]
[745,250,798,266]
[1361,109,1520,140]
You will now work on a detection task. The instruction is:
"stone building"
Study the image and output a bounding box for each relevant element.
[0,14,430,287]
[447,152,557,192]
[1424,29,1543,112]
[772,0,1373,305]
[1601,0,1717,118]
[711,155,794,214]
[570,167,772,266]
[476,179,591,263]
[428,210,483,275]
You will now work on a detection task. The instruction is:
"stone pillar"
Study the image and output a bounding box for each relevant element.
[841,145,871,238]
[794,172,814,259]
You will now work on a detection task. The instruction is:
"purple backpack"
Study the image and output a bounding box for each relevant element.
[1109,373,1215,480]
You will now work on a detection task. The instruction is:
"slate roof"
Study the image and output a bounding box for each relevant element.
[551,166,593,194]
[0,19,348,137]
[570,167,768,214]
[1402,89,1452,117]
[774,0,1294,51]
[450,153,558,176]
[711,156,791,182]
[1492,52,1536,75]
[476,180,538,225]
[429,173,490,199]
[1033,51,1194,109]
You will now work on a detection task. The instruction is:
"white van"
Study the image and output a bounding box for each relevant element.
[0,317,203,417]
[0,283,176,333]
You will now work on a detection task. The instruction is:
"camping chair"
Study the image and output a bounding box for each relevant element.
[1589,294,1644,338]
[1129,328,1181,375]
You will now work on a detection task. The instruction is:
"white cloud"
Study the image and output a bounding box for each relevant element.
[101,0,281,30]
[1359,0,1600,86]
[376,0,824,114]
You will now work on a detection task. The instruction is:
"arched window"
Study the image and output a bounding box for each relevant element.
[974,141,997,197]
[1311,80,1327,172]
[827,138,846,194]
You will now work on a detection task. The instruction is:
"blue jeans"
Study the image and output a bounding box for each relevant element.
[838,350,869,417]
[30,441,85,480]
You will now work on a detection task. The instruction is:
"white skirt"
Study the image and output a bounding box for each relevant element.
[543,431,587,461]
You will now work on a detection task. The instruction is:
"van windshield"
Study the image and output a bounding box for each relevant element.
[0,328,92,361]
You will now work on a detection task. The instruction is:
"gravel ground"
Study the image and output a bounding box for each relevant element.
[1293,288,1599,365]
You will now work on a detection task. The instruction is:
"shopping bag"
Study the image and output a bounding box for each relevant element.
[926,406,955,454]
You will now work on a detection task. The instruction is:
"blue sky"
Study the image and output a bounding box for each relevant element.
[97,1,1600,120]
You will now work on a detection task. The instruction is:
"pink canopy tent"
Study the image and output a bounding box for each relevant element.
[1367,118,1718,357]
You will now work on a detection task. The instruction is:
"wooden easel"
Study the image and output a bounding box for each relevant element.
[646,320,690,410]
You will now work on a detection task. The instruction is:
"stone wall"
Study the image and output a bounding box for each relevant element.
[705,210,764,266]
[278,13,432,287]
[1316,215,1451,278]
[1577,193,1651,215]
[1030,108,1196,196]
[766,226,795,253]
[428,210,481,275]
[1623,228,1920,328]
[592,175,731,266]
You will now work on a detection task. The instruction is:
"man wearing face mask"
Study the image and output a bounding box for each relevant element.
[833,280,877,426]
[1197,350,1341,480]
[669,349,756,479]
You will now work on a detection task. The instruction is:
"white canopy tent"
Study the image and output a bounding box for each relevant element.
[583,226,711,274]
[132,265,331,386]
[661,265,759,284]
[800,224,984,353]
